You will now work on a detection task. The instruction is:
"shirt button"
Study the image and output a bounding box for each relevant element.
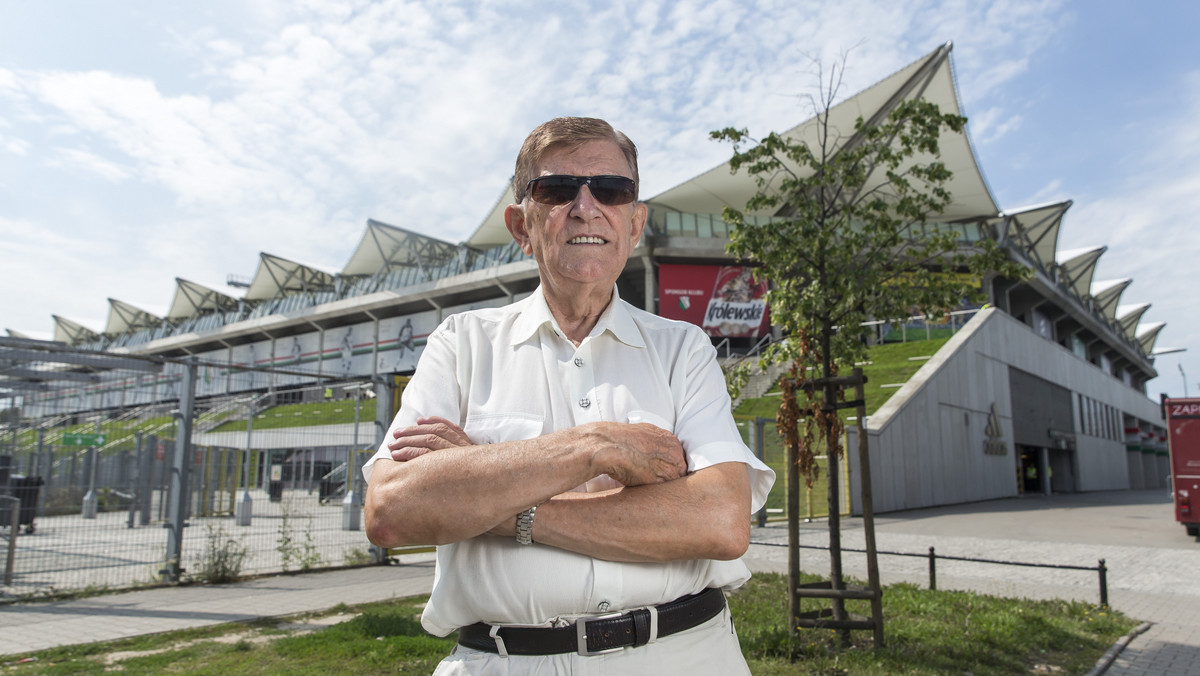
[579,398,591,409]
[574,357,584,367]
[598,601,610,612]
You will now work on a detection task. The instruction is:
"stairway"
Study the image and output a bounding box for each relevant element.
[729,360,790,408]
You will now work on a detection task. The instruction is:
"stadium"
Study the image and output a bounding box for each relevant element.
[3,42,1172,524]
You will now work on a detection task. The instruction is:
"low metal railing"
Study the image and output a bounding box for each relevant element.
[750,540,1110,606]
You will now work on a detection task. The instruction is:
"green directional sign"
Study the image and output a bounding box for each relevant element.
[62,433,107,446]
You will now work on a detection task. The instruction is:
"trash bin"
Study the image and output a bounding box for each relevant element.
[8,475,43,534]
[318,476,341,504]
[268,463,284,502]
[0,494,12,531]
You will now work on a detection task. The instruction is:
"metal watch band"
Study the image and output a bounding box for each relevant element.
[515,506,537,545]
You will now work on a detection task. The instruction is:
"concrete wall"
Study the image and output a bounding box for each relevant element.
[1142,453,1166,489]
[848,308,1163,514]
[1127,451,1145,489]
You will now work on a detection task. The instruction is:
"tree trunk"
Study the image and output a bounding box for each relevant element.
[820,327,850,647]
[787,433,801,649]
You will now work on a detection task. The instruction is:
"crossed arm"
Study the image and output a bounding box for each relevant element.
[363,417,751,563]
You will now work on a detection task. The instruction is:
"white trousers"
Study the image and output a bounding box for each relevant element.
[432,605,750,676]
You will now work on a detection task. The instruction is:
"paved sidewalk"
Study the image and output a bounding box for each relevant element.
[0,559,436,656]
[739,489,1200,676]
[1,490,1196,674]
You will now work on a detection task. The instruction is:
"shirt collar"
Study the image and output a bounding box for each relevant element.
[510,286,646,349]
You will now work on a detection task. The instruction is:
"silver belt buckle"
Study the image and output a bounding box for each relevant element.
[575,611,625,656]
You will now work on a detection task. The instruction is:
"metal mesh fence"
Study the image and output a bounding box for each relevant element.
[737,415,849,522]
[1,338,836,598]
[2,342,398,598]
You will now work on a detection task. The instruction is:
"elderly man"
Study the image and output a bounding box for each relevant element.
[363,117,774,674]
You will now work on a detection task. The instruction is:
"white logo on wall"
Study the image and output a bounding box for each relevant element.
[984,403,1007,455]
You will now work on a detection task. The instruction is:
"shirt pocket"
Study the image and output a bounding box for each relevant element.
[463,413,544,445]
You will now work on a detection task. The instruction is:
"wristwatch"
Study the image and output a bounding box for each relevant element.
[515,506,537,545]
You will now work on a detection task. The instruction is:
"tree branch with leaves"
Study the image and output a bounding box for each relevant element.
[713,66,1026,649]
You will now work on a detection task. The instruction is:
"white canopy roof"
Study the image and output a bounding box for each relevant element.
[104,299,166,335]
[994,201,1071,272]
[644,42,997,223]
[467,186,515,249]
[52,315,103,345]
[1055,246,1107,301]
[466,42,997,248]
[342,219,462,276]
[244,253,339,302]
[167,278,244,320]
[1116,303,1151,341]
[1136,322,1165,355]
[1088,279,1130,321]
[5,329,53,341]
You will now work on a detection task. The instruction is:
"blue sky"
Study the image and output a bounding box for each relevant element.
[1,0,1197,397]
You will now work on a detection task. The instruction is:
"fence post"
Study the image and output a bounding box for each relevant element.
[36,429,49,516]
[236,400,255,526]
[3,495,19,585]
[204,445,216,516]
[127,434,142,529]
[928,546,937,590]
[1098,559,1108,607]
[81,445,99,519]
[163,358,197,583]
[752,418,766,527]
[139,434,155,526]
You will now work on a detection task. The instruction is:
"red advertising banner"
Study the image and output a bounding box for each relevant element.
[659,264,769,337]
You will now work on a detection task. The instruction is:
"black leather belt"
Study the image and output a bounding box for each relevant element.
[457,587,726,656]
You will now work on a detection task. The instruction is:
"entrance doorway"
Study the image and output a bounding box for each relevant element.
[1018,446,1041,494]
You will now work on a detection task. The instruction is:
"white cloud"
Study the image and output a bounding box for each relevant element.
[46,147,132,182]
[0,0,1105,336]
[1021,178,1067,207]
[1,133,30,156]
[1056,69,1200,395]
[969,106,1024,145]
[0,214,127,332]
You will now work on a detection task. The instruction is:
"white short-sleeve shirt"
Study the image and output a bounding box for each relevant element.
[364,287,775,636]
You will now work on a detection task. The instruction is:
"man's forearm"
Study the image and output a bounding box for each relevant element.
[365,432,596,547]
[525,462,752,563]
[364,422,688,548]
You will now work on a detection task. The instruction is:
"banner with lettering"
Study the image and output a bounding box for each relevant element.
[659,264,769,337]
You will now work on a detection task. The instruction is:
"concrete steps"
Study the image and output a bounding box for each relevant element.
[729,360,790,408]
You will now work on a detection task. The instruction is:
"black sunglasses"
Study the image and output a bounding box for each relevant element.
[525,175,637,206]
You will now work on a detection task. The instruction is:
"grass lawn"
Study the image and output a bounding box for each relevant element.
[1,572,1134,675]
[733,336,953,421]
[733,573,1133,675]
[210,401,362,432]
[11,399,363,455]
[857,337,953,416]
[14,414,178,453]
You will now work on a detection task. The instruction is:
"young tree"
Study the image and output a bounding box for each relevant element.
[712,61,1025,646]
